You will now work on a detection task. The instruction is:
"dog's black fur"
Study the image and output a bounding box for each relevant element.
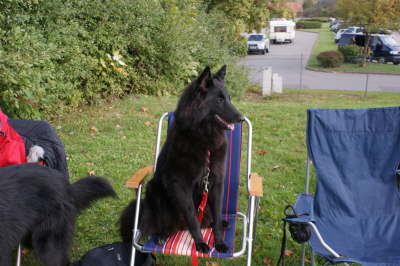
[0,163,116,266]
[120,65,243,253]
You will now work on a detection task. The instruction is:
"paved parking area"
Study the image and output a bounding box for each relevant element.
[239,31,400,92]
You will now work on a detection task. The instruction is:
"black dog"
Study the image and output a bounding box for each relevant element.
[120,65,243,253]
[0,163,116,266]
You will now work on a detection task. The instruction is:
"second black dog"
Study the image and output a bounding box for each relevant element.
[0,163,116,266]
[120,65,243,253]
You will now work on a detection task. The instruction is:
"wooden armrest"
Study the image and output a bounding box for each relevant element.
[125,165,154,189]
[249,173,263,197]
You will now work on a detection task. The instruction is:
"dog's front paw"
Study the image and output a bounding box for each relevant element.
[215,242,229,253]
[195,242,210,253]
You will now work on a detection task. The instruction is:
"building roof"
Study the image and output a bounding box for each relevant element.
[286,2,304,15]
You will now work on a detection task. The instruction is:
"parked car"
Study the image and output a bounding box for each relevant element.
[335,29,347,43]
[330,20,343,32]
[247,34,270,54]
[269,19,295,44]
[335,27,363,43]
[370,35,400,65]
[338,33,400,65]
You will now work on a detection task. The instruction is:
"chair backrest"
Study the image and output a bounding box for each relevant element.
[167,112,242,215]
[307,107,400,218]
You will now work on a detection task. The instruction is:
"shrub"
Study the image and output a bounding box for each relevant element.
[338,45,362,63]
[0,0,249,119]
[305,17,331,23]
[296,20,322,29]
[317,50,344,68]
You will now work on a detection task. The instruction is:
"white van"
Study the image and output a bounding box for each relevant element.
[269,19,296,44]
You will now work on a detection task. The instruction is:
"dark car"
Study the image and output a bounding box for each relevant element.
[338,33,400,65]
[370,35,400,65]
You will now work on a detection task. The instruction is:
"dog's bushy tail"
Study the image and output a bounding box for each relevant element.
[69,176,117,211]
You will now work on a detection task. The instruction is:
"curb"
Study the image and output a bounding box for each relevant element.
[305,66,400,76]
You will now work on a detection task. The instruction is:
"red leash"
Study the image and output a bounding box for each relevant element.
[191,152,210,266]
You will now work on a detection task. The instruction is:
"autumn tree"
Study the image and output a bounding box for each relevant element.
[267,0,295,19]
[205,0,270,32]
[336,0,400,66]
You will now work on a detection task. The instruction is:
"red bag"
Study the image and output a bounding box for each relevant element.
[0,110,27,166]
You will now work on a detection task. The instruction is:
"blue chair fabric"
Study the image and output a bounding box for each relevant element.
[289,107,400,265]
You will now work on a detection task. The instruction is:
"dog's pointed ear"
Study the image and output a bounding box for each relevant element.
[197,66,212,92]
[215,65,227,80]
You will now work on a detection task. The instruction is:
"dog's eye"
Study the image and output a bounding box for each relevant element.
[216,97,224,104]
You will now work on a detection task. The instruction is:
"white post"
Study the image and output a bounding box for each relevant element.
[272,73,283,94]
[262,67,272,96]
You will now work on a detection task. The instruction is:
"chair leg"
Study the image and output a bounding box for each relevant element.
[301,243,306,266]
[246,196,256,266]
[130,241,136,266]
[251,197,260,248]
[309,245,316,266]
[16,244,21,266]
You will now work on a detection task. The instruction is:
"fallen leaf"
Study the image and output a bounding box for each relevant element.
[205,262,219,266]
[141,107,148,113]
[284,249,293,256]
[21,249,30,255]
[272,165,280,170]
[88,170,96,176]
[90,126,98,133]
[145,121,151,126]
[263,256,272,264]
[256,149,267,155]
[116,124,122,128]
[122,136,127,139]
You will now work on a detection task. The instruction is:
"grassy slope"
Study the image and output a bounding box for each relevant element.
[21,90,400,266]
[306,24,400,74]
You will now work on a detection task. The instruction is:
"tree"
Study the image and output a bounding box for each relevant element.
[336,0,400,66]
[267,0,295,19]
[205,0,270,32]
[303,0,314,10]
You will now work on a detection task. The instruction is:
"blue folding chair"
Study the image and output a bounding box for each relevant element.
[286,107,400,265]
[125,112,263,266]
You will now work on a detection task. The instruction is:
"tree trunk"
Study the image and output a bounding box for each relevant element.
[360,31,371,67]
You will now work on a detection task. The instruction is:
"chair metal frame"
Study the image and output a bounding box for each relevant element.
[301,158,350,266]
[129,112,260,266]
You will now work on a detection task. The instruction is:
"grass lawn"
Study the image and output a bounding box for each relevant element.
[306,24,400,74]
[21,89,400,266]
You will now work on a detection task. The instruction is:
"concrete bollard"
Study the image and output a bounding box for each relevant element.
[262,67,272,96]
[272,73,283,94]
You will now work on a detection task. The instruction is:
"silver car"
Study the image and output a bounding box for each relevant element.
[247,34,270,55]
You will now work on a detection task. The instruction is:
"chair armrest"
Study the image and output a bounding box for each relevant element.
[249,173,263,197]
[125,165,154,189]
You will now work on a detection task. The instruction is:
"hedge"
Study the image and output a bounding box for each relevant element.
[0,0,249,119]
[296,20,322,29]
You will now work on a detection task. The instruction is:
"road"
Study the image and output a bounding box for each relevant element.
[239,31,400,92]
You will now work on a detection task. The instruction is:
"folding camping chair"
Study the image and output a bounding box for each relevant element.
[285,107,400,265]
[125,112,263,266]
[3,116,68,266]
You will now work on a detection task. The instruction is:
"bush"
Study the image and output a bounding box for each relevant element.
[0,0,249,119]
[296,20,322,29]
[317,50,344,68]
[304,17,331,23]
[338,45,362,63]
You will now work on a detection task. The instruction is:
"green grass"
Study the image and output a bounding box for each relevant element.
[307,24,400,74]
[21,90,400,265]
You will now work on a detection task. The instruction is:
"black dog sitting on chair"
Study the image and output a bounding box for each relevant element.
[120,65,244,253]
